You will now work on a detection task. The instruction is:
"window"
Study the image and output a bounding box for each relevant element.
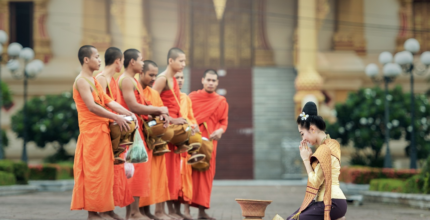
[9,2,34,48]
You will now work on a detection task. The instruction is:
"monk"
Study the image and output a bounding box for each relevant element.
[189,69,229,220]
[153,48,188,220]
[71,45,135,220]
[137,60,173,220]
[116,49,170,220]
[95,47,133,220]
[174,71,200,220]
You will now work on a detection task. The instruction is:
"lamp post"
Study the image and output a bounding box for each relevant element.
[6,42,44,163]
[0,30,8,160]
[393,38,430,169]
[365,53,402,168]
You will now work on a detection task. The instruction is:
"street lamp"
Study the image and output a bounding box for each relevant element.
[6,42,44,163]
[365,53,402,168]
[0,30,8,160]
[393,38,430,169]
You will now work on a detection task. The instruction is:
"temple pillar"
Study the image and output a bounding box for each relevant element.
[333,0,366,55]
[294,0,324,116]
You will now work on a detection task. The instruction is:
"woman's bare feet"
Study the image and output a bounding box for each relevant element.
[87,212,105,220]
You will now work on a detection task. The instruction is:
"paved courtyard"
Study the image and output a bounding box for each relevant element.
[1,184,430,220]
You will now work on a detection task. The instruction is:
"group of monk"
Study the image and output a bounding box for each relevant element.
[70,45,229,220]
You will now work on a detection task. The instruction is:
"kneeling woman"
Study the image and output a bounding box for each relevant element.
[287,102,347,220]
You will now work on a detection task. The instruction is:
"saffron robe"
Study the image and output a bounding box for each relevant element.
[139,86,170,207]
[159,76,182,200]
[96,72,134,207]
[178,92,197,204]
[71,78,115,212]
[189,89,228,209]
[116,75,151,198]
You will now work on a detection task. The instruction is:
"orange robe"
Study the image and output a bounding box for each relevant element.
[159,76,182,200]
[178,93,197,204]
[139,86,170,207]
[116,75,151,198]
[96,72,134,207]
[189,89,228,209]
[71,78,115,212]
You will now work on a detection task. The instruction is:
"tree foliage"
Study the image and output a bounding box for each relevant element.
[11,92,78,161]
[327,86,430,167]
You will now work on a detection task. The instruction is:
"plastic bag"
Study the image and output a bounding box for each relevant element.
[124,162,135,179]
[125,131,148,163]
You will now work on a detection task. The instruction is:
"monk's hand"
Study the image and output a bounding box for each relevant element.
[115,115,131,132]
[160,106,169,115]
[191,125,199,136]
[162,114,170,128]
[131,114,139,129]
[170,117,187,125]
[299,140,312,162]
[210,129,223,141]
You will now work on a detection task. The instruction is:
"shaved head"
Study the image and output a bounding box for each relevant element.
[167,47,185,65]
[78,45,95,65]
[203,69,218,79]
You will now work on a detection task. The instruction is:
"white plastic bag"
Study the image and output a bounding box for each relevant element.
[124,162,134,179]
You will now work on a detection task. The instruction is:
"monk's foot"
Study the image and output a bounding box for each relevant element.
[129,212,153,220]
[110,211,125,220]
[154,212,175,220]
[87,212,105,220]
[197,213,215,220]
[167,213,184,220]
[99,212,117,220]
[145,211,156,220]
[177,212,193,220]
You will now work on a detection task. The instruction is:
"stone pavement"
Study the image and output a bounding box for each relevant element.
[1,185,430,220]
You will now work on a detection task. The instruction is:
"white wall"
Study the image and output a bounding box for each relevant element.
[47,0,83,58]
[266,0,295,67]
[148,0,179,65]
[364,0,399,54]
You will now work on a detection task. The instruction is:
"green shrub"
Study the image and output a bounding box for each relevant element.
[0,171,16,186]
[28,163,74,180]
[12,161,29,184]
[29,165,57,180]
[369,179,405,193]
[0,160,14,173]
[404,175,424,194]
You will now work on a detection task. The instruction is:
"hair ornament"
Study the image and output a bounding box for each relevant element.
[300,112,309,121]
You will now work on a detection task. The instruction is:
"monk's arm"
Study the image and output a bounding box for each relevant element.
[210,101,229,140]
[152,77,166,94]
[96,75,108,91]
[76,79,129,129]
[106,101,134,116]
[122,78,167,115]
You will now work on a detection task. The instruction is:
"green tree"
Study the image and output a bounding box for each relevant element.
[1,81,13,154]
[327,86,430,167]
[11,92,79,162]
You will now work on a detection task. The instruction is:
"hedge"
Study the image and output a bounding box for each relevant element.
[29,163,73,180]
[0,160,29,185]
[369,179,405,193]
[13,161,29,184]
[339,166,419,184]
[0,171,16,186]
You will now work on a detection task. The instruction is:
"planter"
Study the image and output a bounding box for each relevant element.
[235,199,272,220]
